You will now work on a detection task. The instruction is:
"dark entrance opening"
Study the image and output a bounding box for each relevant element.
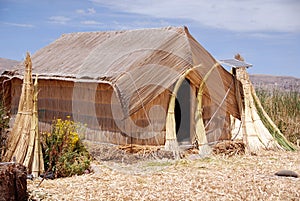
[175,78,191,145]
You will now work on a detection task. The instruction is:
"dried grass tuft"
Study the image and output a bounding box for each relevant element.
[27,150,300,200]
[212,140,245,157]
[86,142,176,164]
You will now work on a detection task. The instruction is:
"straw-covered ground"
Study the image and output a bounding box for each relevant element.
[28,146,300,201]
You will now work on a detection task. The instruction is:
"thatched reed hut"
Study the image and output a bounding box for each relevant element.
[1,26,242,148]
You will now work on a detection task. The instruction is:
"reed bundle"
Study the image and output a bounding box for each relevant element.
[195,63,219,156]
[3,53,44,176]
[233,54,294,152]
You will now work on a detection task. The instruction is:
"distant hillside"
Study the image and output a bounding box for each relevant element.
[250,74,300,92]
[0,58,20,74]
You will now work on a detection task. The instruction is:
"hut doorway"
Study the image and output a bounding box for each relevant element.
[175,78,191,145]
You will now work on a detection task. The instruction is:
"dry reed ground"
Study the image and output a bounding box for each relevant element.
[28,147,300,201]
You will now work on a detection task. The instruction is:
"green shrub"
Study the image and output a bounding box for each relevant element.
[41,117,90,178]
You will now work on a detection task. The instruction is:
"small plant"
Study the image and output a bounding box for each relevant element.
[41,117,90,178]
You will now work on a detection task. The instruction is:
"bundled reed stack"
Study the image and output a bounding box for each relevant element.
[3,52,44,176]
[233,54,295,152]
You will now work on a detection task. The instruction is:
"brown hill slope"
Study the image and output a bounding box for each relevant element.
[250,74,300,92]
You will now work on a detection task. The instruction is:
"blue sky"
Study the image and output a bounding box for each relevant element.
[1,0,299,77]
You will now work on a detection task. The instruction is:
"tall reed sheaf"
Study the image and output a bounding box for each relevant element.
[256,87,300,144]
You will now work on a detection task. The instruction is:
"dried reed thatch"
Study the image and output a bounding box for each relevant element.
[233,54,296,152]
[212,140,245,156]
[3,53,44,176]
[27,150,300,200]
[3,28,291,156]
[251,87,296,151]
[195,63,219,156]
[2,27,242,150]
[118,144,160,154]
[165,68,194,158]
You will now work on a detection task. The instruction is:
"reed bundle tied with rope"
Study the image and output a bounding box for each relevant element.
[233,53,296,152]
[3,52,44,176]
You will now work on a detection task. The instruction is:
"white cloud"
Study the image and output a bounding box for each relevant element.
[81,20,102,25]
[48,16,71,25]
[244,32,284,39]
[76,8,96,15]
[91,0,300,33]
[3,22,34,28]
[76,9,85,14]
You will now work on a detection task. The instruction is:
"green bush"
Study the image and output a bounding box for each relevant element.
[41,117,90,178]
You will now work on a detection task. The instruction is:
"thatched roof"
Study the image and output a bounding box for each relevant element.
[0,58,19,74]
[12,27,213,79]
[6,26,241,118]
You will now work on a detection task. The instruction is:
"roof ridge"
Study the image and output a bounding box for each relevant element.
[59,26,186,37]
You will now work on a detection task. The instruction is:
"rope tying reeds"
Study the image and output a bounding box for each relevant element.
[204,79,234,130]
